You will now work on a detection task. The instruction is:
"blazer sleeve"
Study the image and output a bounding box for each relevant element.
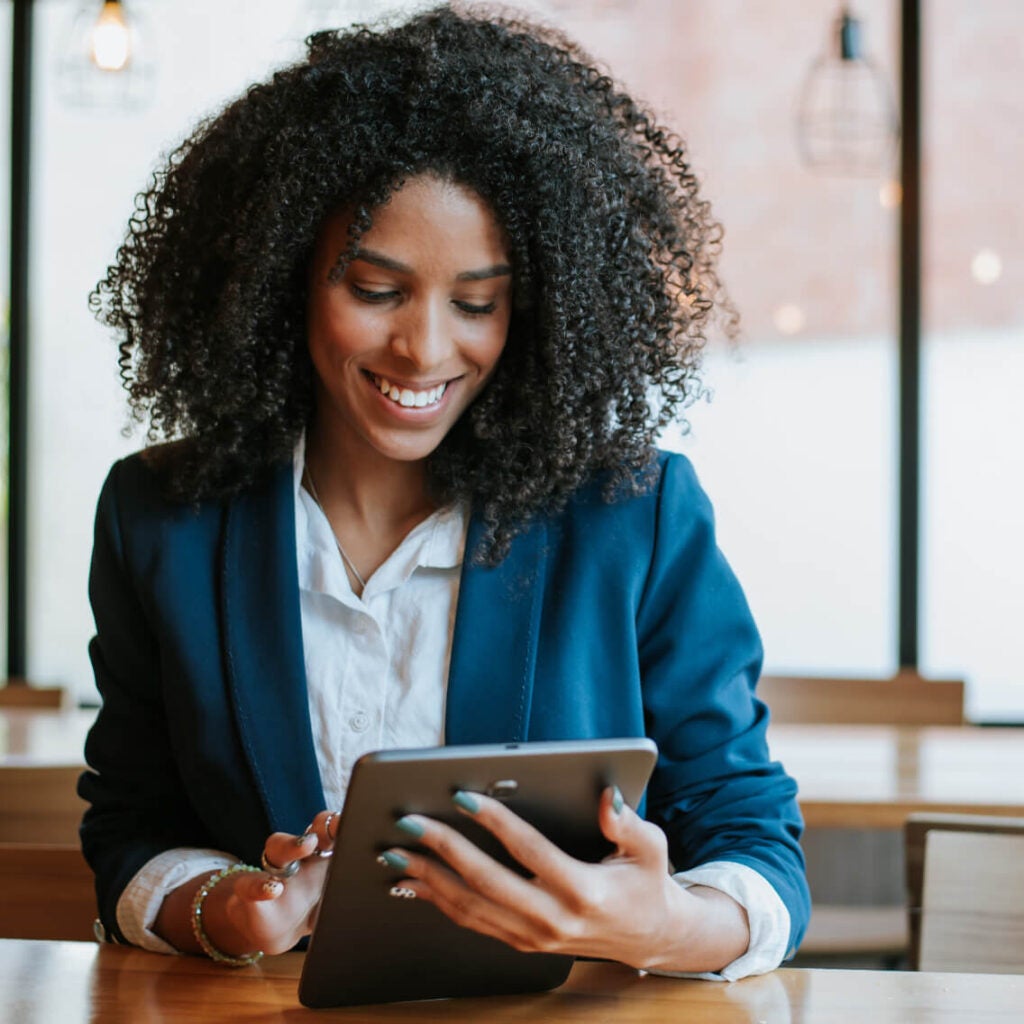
[637,454,810,955]
[78,459,216,943]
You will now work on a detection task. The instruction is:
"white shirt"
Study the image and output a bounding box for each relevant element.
[115,440,790,978]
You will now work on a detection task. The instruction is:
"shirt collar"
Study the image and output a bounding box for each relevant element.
[292,434,467,601]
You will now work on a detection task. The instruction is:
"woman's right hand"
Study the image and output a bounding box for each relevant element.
[154,809,339,958]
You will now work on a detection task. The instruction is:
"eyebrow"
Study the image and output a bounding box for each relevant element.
[353,247,512,281]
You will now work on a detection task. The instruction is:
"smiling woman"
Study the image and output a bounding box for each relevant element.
[79,3,808,993]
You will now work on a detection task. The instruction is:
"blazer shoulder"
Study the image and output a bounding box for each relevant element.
[97,440,219,546]
[561,449,709,520]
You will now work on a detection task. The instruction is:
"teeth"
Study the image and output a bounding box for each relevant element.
[373,375,447,408]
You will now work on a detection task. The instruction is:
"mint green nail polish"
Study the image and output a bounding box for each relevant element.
[611,786,624,815]
[395,816,425,839]
[452,790,480,815]
[377,850,409,871]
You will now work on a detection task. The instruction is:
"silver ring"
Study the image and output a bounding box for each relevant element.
[311,812,338,858]
[260,850,301,879]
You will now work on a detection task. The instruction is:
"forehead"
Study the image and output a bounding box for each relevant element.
[318,175,509,269]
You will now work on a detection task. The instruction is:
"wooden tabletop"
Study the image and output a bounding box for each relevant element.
[768,724,1024,828]
[5,710,1024,837]
[2,939,1023,1023]
[0,707,96,765]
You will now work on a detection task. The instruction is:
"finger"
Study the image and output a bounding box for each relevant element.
[445,792,583,892]
[263,829,318,874]
[393,876,538,953]
[597,787,668,868]
[380,827,563,938]
[307,809,341,855]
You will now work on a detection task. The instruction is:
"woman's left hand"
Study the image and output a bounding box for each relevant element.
[377,788,749,973]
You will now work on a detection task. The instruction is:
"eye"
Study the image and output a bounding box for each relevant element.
[351,284,400,303]
[454,300,497,317]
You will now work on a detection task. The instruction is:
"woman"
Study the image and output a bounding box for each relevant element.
[81,4,808,978]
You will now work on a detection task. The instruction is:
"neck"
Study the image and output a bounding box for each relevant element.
[304,427,434,534]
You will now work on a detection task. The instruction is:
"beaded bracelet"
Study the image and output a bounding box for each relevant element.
[190,864,265,967]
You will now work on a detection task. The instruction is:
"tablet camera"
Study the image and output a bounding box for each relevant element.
[487,779,519,799]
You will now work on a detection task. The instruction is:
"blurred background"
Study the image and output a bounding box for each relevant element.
[0,0,1020,719]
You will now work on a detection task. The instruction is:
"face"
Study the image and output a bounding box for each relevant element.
[307,175,512,469]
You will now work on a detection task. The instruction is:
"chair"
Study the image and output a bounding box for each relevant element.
[905,813,1024,972]
[761,671,966,965]
[0,844,97,941]
[758,672,964,726]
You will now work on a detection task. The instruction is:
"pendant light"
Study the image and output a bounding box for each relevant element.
[57,1,156,110]
[796,6,899,176]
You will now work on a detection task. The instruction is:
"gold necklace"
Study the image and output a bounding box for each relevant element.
[302,465,368,591]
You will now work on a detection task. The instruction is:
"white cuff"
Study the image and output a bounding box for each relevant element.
[650,860,791,981]
[116,848,239,953]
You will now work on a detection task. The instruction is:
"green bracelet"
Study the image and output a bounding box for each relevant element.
[190,864,265,967]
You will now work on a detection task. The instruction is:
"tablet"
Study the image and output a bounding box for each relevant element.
[298,737,658,1008]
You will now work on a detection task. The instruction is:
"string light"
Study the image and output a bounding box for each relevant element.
[773,304,807,336]
[878,180,902,209]
[971,249,1003,286]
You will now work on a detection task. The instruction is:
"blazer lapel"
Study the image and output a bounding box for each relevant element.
[221,462,326,833]
[445,514,547,744]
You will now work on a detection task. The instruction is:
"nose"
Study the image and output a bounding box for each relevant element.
[389,297,451,370]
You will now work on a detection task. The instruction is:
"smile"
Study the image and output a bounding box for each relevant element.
[370,373,449,408]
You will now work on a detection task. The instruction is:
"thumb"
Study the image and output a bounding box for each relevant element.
[598,786,666,867]
[235,870,286,903]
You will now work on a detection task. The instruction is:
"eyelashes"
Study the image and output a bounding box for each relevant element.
[455,301,496,316]
[350,285,399,303]
[349,285,497,317]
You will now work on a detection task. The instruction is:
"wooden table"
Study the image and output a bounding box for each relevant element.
[5,710,1024,838]
[2,939,1022,1023]
[769,724,1024,829]
[0,707,95,844]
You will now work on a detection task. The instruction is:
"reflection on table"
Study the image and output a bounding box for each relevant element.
[769,723,1024,828]
[3,939,1024,1023]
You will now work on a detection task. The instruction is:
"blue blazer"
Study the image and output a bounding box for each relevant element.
[79,449,809,954]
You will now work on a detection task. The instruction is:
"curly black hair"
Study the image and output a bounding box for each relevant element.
[91,2,733,561]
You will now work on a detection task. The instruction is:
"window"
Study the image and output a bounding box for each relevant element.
[920,2,1024,720]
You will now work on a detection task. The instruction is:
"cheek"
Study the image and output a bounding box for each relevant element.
[309,300,379,364]
[472,318,511,375]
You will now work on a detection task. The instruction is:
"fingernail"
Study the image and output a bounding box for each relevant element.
[611,786,624,815]
[395,816,425,839]
[261,879,284,898]
[452,791,480,815]
[389,886,417,900]
[377,850,409,871]
[296,830,318,847]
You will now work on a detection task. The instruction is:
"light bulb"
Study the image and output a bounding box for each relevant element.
[90,2,131,72]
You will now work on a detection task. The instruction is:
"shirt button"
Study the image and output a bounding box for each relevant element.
[349,711,370,732]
